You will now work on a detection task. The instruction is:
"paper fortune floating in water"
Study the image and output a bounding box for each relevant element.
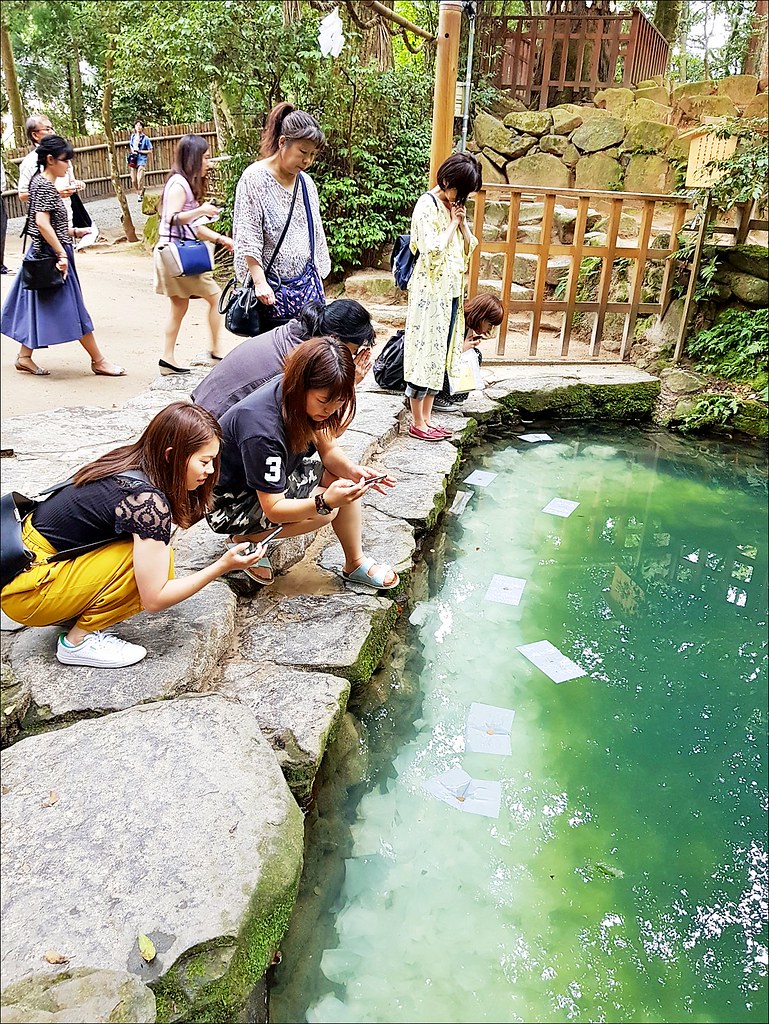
[318,8,345,57]
[465,702,515,755]
[484,574,526,606]
[448,490,472,516]
[541,497,580,517]
[517,639,587,683]
[423,766,501,818]
[463,470,497,487]
[518,433,552,443]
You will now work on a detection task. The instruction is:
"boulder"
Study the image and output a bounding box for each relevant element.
[344,269,402,305]
[571,116,626,153]
[550,106,583,135]
[623,99,672,124]
[511,253,539,286]
[716,75,759,106]
[666,134,693,161]
[506,152,571,189]
[0,696,304,1019]
[624,154,673,194]
[726,245,769,281]
[560,142,581,166]
[0,968,156,1024]
[476,280,533,302]
[473,111,513,154]
[539,134,570,157]
[594,88,634,113]
[721,271,769,306]
[479,252,505,278]
[552,205,603,243]
[480,146,507,171]
[671,80,715,104]
[477,151,507,185]
[622,120,678,154]
[546,257,571,287]
[637,77,668,90]
[660,368,708,395]
[679,94,739,118]
[574,152,624,191]
[517,224,542,244]
[503,111,553,137]
[518,202,545,223]
[489,93,528,118]
[634,86,670,106]
[742,91,769,122]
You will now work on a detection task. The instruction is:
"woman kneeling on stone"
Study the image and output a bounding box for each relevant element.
[0,403,268,669]
[209,335,399,591]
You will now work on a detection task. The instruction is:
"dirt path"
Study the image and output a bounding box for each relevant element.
[1,229,241,419]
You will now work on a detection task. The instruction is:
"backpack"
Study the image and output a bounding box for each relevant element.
[372,330,406,391]
[390,193,439,291]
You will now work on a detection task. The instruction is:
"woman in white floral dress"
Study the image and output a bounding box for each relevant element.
[403,153,481,441]
[233,103,330,330]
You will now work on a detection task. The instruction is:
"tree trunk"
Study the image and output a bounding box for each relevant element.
[102,37,137,242]
[1,21,26,146]
[744,0,769,82]
[653,0,682,45]
[68,40,87,135]
[352,1,394,70]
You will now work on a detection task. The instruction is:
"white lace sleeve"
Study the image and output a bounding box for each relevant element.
[306,175,331,279]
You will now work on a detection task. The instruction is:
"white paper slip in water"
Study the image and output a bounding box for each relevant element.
[541,498,580,517]
[463,470,497,487]
[517,639,587,683]
[423,766,502,818]
[484,574,527,606]
[465,702,515,755]
[448,490,472,516]
[518,433,552,443]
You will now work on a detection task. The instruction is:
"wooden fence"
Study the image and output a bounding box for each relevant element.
[1,121,219,220]
[467,183,694,363]
[477,8,669,110]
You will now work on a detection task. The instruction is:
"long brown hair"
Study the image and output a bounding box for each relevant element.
[168,134,209,202]
[73,402,222,529]
[281,337,356,454]
[260,102,325,159]
[464,293,504,334]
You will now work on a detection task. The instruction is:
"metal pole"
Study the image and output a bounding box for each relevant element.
[429,0,464,185]
[460,2,477,152]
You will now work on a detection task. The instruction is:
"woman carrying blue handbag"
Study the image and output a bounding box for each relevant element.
[154,135,234,373]
[232,103,330,330]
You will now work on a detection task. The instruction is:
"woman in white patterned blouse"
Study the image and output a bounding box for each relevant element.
[233,103,331,328]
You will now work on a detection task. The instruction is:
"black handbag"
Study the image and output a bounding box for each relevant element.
[19,202,65,292]
[372,330,406,391]
[70,192,92,229]
[219,175,301,338]
[1,471,148,592]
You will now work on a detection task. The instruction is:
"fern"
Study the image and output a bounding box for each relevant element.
[687,308,769,385]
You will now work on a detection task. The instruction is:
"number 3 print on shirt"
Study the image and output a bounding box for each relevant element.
[265,456,282,483]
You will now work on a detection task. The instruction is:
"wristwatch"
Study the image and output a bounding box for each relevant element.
[314,491,333,516]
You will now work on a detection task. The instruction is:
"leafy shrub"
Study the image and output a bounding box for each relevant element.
[678,394,740,433]
[687,307,769,386]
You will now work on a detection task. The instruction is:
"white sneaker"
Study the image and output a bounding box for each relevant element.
[56,631,147,668]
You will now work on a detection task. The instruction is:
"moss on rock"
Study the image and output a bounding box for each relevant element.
[732,399,768,438]
[499,381,659,421]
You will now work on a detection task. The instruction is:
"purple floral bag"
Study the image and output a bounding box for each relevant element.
[267,174,325,320]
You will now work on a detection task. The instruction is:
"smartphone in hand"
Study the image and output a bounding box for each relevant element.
[243,526,283,555]
[363,474,389,487]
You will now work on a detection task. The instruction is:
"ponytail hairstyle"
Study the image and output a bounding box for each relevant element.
[72,402,222,529]
[297,299,375,349]
[464,293,504,334]
[36,135,74,172]
[168,134,209,202]
[281,336,356,453]
[260,102,325,159]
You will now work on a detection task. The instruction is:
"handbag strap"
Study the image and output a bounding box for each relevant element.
[298,173,315,263]
[264,173,301,278]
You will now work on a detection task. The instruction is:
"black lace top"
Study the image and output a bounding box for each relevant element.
[32,475,173,552]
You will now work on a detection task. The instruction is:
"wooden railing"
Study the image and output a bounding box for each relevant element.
[2,121,219,220]
[468,184,694,363]
[478,8,669,110]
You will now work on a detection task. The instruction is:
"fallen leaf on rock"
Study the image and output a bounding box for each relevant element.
[137,933,157,962]
[1,786,10,795]
[44,950,69,964]
[40,791,59,808]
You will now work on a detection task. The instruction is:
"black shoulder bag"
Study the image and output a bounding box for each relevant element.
[218,175,301,338]
[1,471,149,591]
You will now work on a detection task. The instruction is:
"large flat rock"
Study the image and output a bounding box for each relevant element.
[1,406,151,462]
[221,663,350,803]
[0,695,304,1019]
[0,967,156,1024]
[238,592,397,684]
[6,583,236,725]
[317,505,415,581]
[364,433,460,528]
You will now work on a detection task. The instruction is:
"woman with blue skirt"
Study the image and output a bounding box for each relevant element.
[1,135,124,378]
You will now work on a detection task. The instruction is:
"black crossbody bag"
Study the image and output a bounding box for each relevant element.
[19,184,67,292]
[1,470,149,591]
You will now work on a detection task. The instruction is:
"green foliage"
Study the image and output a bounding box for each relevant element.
[683,119,769,213]
[677,394,740,432]
[687,307,769,386]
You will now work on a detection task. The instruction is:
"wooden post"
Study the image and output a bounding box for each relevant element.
[673,194,711,364]
[429,0,463,186]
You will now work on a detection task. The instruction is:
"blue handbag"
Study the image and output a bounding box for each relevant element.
[158,200,215,278]
[268,173,325,320]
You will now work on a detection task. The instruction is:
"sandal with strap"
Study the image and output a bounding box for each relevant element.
[225,538,275,586]
[92,359,126,377]
[342,556,400,591]
[15,357,50,376]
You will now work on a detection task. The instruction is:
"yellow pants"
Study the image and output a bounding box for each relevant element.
[1,520,174,632]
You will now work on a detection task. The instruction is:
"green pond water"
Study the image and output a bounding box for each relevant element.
[271,425,768,1024]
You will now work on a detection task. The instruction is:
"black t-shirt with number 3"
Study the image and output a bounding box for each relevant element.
[217,377,315,497]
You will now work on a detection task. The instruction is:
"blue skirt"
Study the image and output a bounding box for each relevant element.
[1,243,94,349]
